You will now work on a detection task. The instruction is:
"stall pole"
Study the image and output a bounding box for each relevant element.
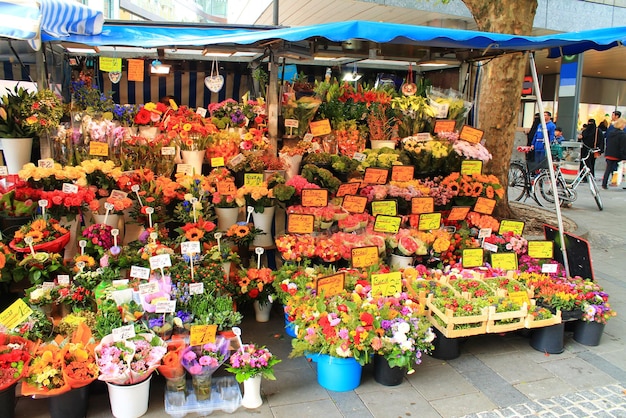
[528,52,570,277]
[267,47,279,154]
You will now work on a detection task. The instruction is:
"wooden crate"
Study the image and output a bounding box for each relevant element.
[486,304,528,333]
[524,309,562,329]
[425,295,488,338]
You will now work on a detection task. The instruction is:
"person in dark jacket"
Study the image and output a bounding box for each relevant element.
[601,118,626,189]
[525,113,540,161]
[578,118,604,178]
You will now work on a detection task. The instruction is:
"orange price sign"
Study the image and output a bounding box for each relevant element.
[371,272,402,297]
[448,206,471,221]
[411,197,434,214]
[302,188,328,207]
[371,200,397,216]
[434,120,457,133]
[89,142,109,157]
[309,119,332,136]
[474,197,496,215]
[351,246,379,268]
[337,182,360,197]
[217,181,236,196]
[418,212,442,230]
[363,168,389,185]
[316,272,345,297]
[391,165,414,182]
[189,324,217,346]
[373,215,401,233]
[287,214,315,234]
[461,160,483,175]
[342,195,368,213]
[459,125,485,144]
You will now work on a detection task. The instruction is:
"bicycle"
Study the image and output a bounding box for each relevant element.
[533,144,603,211]
[508,146,549,204]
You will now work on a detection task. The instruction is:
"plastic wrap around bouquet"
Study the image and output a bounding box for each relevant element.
[180,336,230,376]
[95,333,167,386]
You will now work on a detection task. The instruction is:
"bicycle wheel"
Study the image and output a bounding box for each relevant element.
[587,175,604,211]
[534,173,569,208]
[508,162,527,201]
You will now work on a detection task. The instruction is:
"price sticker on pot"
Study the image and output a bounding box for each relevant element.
[336,182,360,197]
[302,188,328,207]
[448,206,471,221]
[459,125,484,144]
[391,165,414,182]
[528,241,553,259]
[176,164,193,176]
[57,275,70,286]
[508,291,531,307]
[217,181,236,196]
[62,183,78,194]
[89,141,109,157]
[316,272,345,298]
[139,282,159,295]
[149,254,171,270]
[130,266,150,280]
[0,166,8,176]
[373,215,401,234]
[112,325,135,342]
[0,298,32,329]
[287,214,314,234]
[342,195,367,213]
[462,248,484,268]
[244,173,263,187]
[155,300,176,314]
[499,220,525,236]
[161,146,176,156]
[371,200,397,216]
[189,282,204,295]
[190,324,217,346]
[418,213,441,231]
[461,160,483,176]
[211,157,225,167]
[110,190,128,199]
[181,241,201,255]
[411,197,434,214]
[474,197,496,215]
[434,120,456,134]
[351,246,379,268]
[490,252,518,271]
[38,159,54,168]
[309,119,332,136]
[371,272,402,297]
[363,168,388,185]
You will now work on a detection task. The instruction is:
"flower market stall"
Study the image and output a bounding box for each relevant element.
[0,21,624,417]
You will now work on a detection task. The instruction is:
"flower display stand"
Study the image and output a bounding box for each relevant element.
[425,295,489,338]
[524,309,562,329]
[573,320,605,346]
[430,327,461,360]
[486,304,528,334]
[312,354,362,392]
[164,375,241,417]
[106,376,152,418]
[530,322,565,354]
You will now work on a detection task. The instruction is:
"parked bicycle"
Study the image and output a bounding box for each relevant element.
[507,146,549,204]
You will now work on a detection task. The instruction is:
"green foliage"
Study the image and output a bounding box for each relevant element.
[0,86,36,138]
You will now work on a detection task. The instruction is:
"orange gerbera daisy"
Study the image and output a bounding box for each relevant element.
[185,228,204,241]
[30,219,47,231]
[26,230,44,243]
[74,255,96,268]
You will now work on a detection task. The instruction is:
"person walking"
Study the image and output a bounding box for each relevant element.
[605,110,621,139]
[578,118,604,179]
[602,118,626,189]
[531,111,556,163]
[525,113,540,162]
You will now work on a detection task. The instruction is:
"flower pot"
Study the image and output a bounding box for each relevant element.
[284,313,297,338]
[181,149,206,175]
[191,372,213,401]
[253,300,272,322]
[573,320,605,346]
[9,231,71,254]
[0,383,16,418]
[48,384,90,418]
[430,328,461,360]
[0,137,33,174]
[389,254,414,270]
[215,207,240,231]
[106,375,152,418]
[241,375,263,409]
[373,353,406,386]
[370,140,396,150]
[530,322,565,354]
[251,206,275,247]
[314,354,362,392]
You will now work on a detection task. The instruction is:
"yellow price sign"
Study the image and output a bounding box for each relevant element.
[342,195,368,213]
[189,324,218,346]
[337,182,360,197]
[490,253,518,271]
[527,241,554,259]
[418,213,442,230]
[499,219,525,236]
[99,57,122,72]
[316,273,345,297]
[363,168,389,185]
[287,214,315,234]
[309,119,332,136]
[508,291,531,308]
[373,215,401,233]
[474,197,496,215]
[448,206,471,221]
[302,189,329,207]
[371,200,397,216]
[371,272,402,297]
[462,248,484,268]
[461,160,483,176]
[391,165,414,182]
[211,157,225,167]
[351,246,379,268]
[89,142,109,157]
[411,197,434,214]
[0,299,33,330]
[244,173,264,186]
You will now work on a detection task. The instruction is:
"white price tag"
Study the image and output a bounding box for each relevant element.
[482,242,498,253]
[112,325,135,342]
[189,282,204,295]
[0,166,9,176]
[57,275,70,286]
[541,263,558,273]
[131,185,140,193]
[42,282,55,290]
[181,241,201,255]
[112,279,129,287]
[110,190,128,199]
[415,133,431,142]
[303,133,314,142]
[176,164,193,176]
[149,254,172,270]
[139,282,160,295]
[478,228,492,239]
[130,266,151,280]
[352,152,366,162]
[62,183,79,194]
[284,118,299,128]
[227,153,244,168]
[155,300,176,313]
[161,147,176,156]
[196,107,207,117]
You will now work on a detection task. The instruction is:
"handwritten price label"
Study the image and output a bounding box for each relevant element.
[284,118,299,128]
[527,241,554,259]
[176,164,193,176]
[244,173,264,187]
[336,182,360,197]
[342,195,368,213]
[89,142,109,156]
[211,157,225,167]
[371,272,402,297]
[459,125,485,144]
[474,197,496,215]
[130,266,150,280]
[411,197,434,214]
[351,246,379,268]
[139,282,160,295]
[391,165,414,182]
[155,300,176,314]
[373,215,401,234]
[434,120,456,133]
[363,168,389,185]
[38,159,54,168]
[57,275,70,286]
[217,181,236,196]
[0,166,8,176]
[287,214,315,234]
[461,160,483,176]
[112,325,135,342]
[62,183,78,194]
[190,324,218,346]
[110,190,128,199]
[149,254,172,270]
[0,299,32,329]
[462,248,484,268]
[189,282,204,295]
[447,206,471,221]
[181,241,201,255]
[371,200,397,216]
[161,146,176,156]
[302,189,328,207]
[499,219,525,236]
[418,213,442,230]
[490,252,518,271]
[309,119,332,136]
[316,273,345,297]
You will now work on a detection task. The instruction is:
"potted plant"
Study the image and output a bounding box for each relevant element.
[226,344,281,409]
[573,280,616,346]
[0,86,36,174]
[234,267,275,322]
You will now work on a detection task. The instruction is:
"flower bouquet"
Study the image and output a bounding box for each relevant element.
[0,334,33,391]
[61,323,99,389]
[235,267,275,307]
[225,344,281,383]
[235,183,274,213]
[180,336,230,401]
[21,343,71,397]
[9,217,70,254]
[158,339,187,392]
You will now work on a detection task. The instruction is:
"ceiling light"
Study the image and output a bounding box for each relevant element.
[150,60,171,75]
[65,46,99,54]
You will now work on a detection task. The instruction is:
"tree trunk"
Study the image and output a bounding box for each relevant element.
[461,0,538,218]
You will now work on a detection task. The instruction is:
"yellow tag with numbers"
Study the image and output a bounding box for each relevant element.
[244,173,264,186]
[190,324,217,346]
[371,272,402,297]
[0,299,32,330]
[89,142,109,157]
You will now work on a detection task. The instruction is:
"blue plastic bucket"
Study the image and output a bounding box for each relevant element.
[284,314,297,338]
[315,354,362,392]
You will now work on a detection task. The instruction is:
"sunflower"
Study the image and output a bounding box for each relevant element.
[26,230,44,243]
[184,228,204,241]
[30,219,47,231]
[234,225,250,238]
[74,255,96,269]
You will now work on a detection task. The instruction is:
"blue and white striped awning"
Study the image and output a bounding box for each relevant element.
[0,0,103,50]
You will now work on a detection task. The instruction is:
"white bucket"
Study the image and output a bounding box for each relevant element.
[106,375,152,418]
[0,137,32,174]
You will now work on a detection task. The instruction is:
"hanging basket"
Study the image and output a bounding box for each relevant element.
[9,232,71,254]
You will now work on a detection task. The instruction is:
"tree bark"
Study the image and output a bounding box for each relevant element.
[461,0,538,218]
